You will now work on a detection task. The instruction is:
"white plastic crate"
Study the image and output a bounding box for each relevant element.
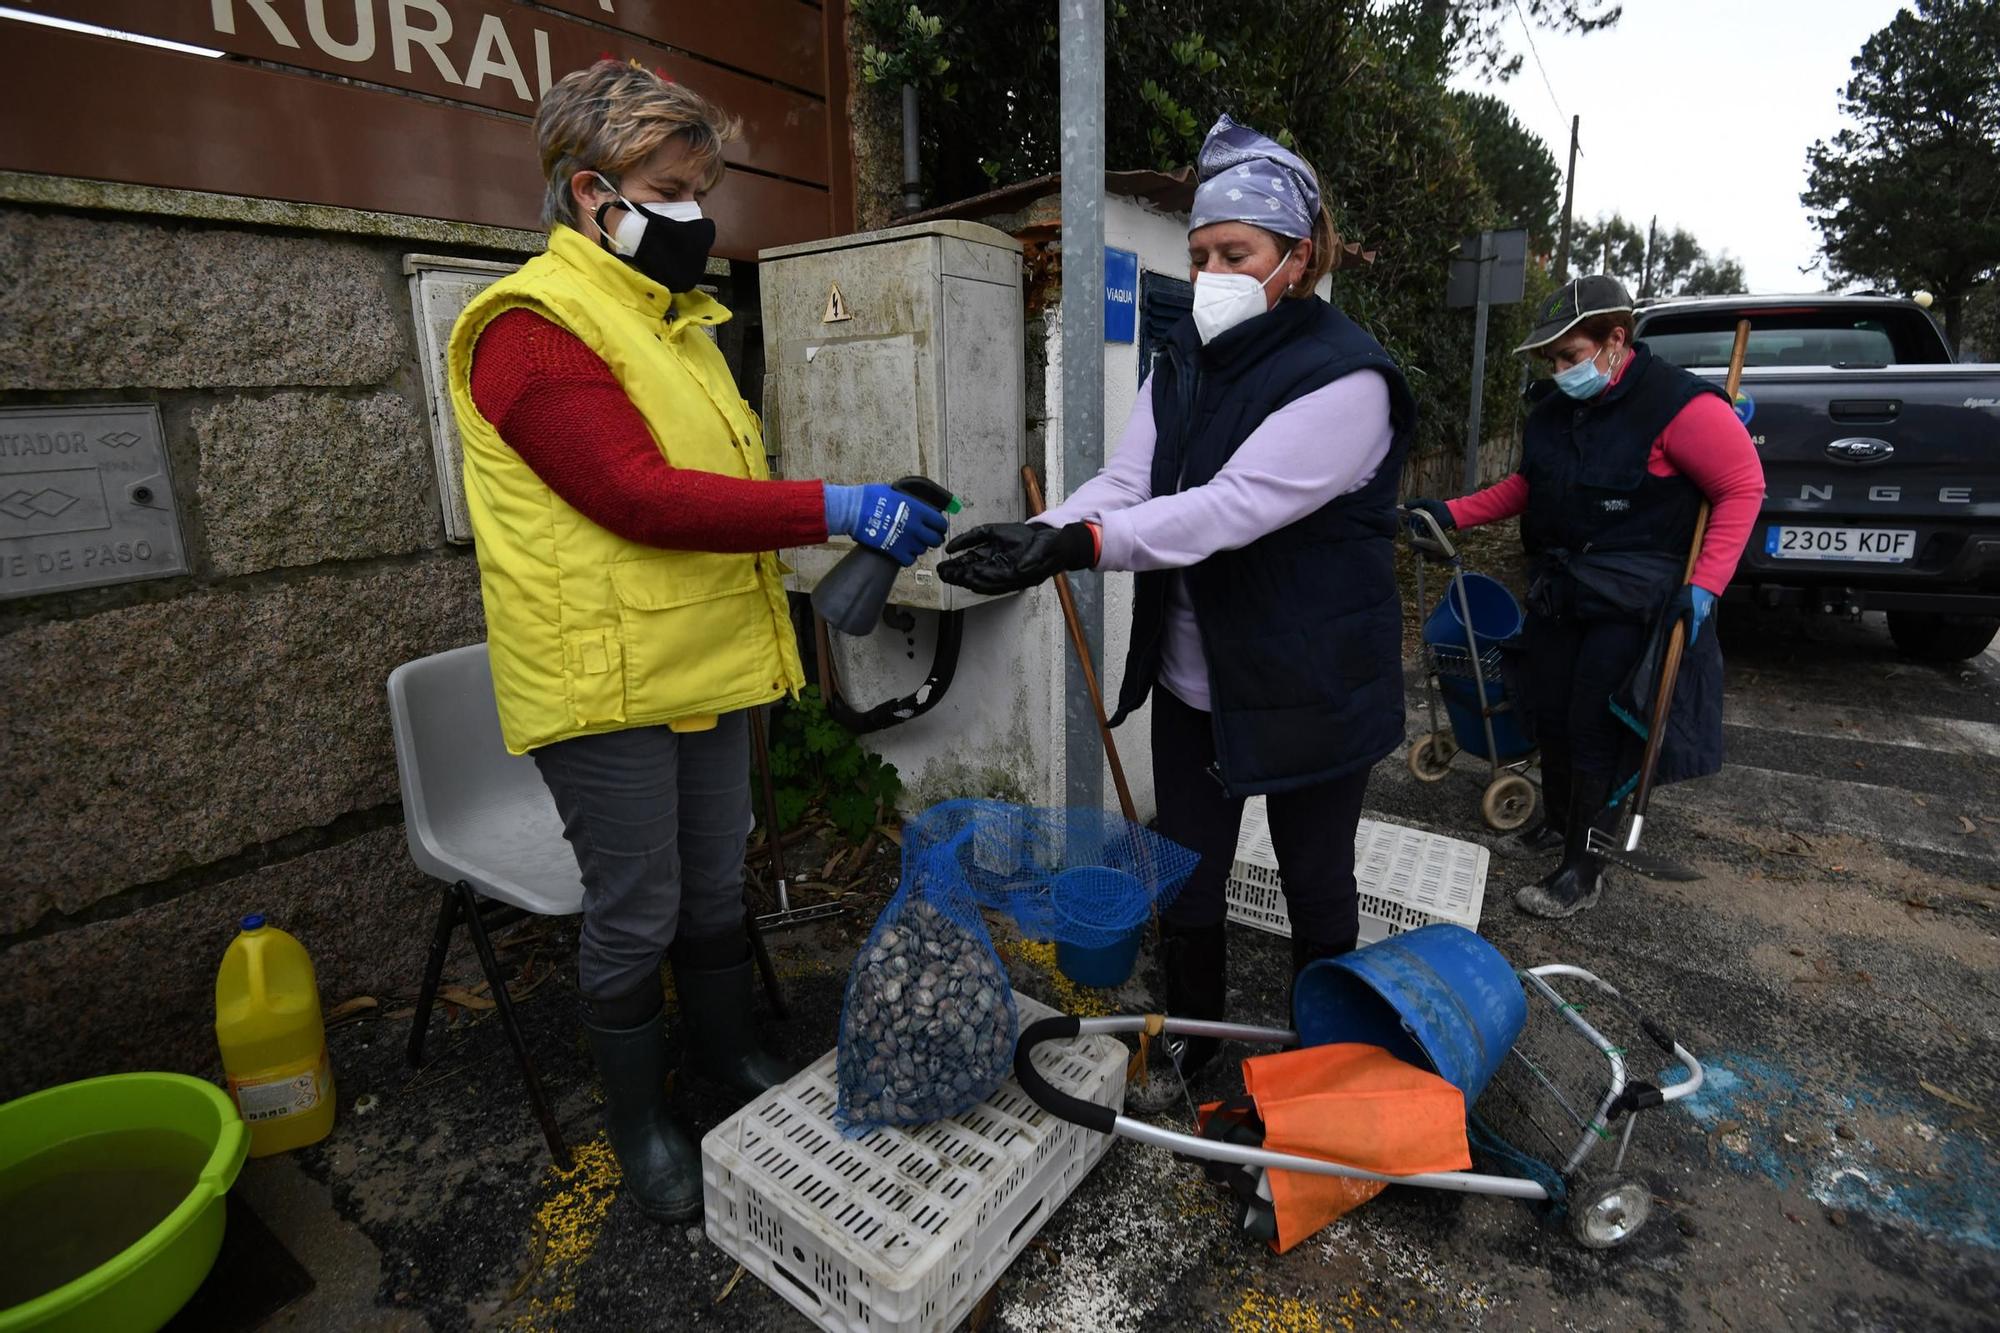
[1226,801,1488,942]
[701,993,1125,1333]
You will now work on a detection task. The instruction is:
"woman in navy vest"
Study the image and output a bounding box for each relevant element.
[1409,275,1764,919]
[941,116,1417,1111]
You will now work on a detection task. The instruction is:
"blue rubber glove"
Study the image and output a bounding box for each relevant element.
[1671,584,1718,643]
[1690,586,1716,643]
[823,483,949,567]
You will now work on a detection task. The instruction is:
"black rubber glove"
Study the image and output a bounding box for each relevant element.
[937,521,1096,595]
[1405,497,1457,532]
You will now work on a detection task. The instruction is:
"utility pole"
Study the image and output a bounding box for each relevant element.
[1642,214,1658,298]
[1058,0,1105,813]
[1553,115,1579,282]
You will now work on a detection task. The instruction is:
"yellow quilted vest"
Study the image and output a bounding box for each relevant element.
[447,225,804,754]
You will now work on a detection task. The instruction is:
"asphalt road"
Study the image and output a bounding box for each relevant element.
[242,607,1999,1333]
[1032,605,2000,1333]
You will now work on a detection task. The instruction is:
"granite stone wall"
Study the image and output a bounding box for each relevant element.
[0,188,542,1097]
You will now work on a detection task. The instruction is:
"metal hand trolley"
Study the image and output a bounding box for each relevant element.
[1399,505,1538,832]
[1014,963,1705,1249]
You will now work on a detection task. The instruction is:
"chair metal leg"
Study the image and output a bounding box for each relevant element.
[457,881,571,1170]
[408,884,462,1069]
[744,909,788,1021]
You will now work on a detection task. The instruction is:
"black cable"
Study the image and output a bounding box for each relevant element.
[821,608,965,735]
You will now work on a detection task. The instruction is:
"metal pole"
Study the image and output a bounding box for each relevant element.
[1462,230,1493,495]
[1059,0,1106,812]
[1554,115,1579,282]
[900,84,921,213]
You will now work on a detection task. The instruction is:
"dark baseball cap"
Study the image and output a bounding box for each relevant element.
[1515,274,1634,354]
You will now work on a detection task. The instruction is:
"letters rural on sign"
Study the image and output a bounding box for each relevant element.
[1,2,847,256]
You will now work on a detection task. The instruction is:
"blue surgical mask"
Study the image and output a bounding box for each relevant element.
[1554,345,1615,400]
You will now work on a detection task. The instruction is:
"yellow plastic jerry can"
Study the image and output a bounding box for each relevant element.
[215,913,336,1155]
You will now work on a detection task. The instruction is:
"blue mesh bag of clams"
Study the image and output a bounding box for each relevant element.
[834,799,1196,1133]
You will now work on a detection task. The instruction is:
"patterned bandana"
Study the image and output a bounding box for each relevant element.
[1188,114,1320,240]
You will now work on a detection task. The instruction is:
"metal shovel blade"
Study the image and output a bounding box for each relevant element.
[1587,828,1705,882]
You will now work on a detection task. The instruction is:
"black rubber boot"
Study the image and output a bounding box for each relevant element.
[1125,918,1227,1114]
[581,999,703,1222]
[1288,932,1358,979]
[670,928,795,1102]
[1514,771,1610,920]
[1492,755,1569,861]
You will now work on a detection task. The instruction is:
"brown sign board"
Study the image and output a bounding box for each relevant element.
[0,2,851,259]
[528,0,825,92]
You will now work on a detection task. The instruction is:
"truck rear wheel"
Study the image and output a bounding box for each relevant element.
[1886,611,2000,663]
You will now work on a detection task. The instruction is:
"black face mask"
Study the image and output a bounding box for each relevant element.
[592,184,716,293]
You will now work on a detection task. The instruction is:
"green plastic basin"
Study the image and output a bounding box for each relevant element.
[0,1073,248,1333]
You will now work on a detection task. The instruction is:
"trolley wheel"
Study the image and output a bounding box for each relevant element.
[1481,774,1537,832]
[1568,1178,1652,1249]
[1407,733,1457,783]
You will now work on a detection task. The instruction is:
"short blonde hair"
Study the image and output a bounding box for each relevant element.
[535,59,739,230]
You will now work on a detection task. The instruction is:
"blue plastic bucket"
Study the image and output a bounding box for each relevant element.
[1291,924,1526,1107]
[1421,574,1524,651]
[1051,867,1148,988]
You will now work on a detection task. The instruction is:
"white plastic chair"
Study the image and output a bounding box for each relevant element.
[387,642,580,1166]
[387,642,791,1167]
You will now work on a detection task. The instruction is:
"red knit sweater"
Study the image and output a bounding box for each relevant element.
[1447,358,1765,594]
[469,308,828,551]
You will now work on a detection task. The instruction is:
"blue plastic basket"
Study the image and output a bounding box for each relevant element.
[1423,575,1533,761]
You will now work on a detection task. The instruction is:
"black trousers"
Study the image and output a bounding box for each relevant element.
[1520,613,1647,782]
[1150,687,1369,943]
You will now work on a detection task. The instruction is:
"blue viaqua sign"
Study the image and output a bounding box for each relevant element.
[1104,247,1138,343]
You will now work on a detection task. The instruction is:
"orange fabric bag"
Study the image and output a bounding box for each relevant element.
[1200,1042,1472,1252]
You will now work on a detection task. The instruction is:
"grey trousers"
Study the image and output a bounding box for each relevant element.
[532,714,753,1002]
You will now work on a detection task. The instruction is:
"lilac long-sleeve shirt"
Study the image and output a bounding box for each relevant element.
[1038,368,1394,711]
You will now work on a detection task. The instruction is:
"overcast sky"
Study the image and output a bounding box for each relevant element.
[1449,0,1912,294]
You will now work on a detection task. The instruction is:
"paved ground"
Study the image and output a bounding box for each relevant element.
[240,606,2000,1332]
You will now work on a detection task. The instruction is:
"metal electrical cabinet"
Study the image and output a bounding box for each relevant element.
[758,220,1026,611]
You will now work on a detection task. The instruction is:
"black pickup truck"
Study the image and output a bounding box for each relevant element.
[1633,294,2000,661]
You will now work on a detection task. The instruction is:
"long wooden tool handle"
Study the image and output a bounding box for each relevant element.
[1629,319,1750,829]
[1022,466,1139,825]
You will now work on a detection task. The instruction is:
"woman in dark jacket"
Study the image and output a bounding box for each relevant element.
[940,116,1416,1110]
[1409,275,1764,919]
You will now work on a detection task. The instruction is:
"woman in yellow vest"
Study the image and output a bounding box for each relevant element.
[448,60,948,1222]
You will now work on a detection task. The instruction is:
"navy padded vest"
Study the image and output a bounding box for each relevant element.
[1110,297,1416,796]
